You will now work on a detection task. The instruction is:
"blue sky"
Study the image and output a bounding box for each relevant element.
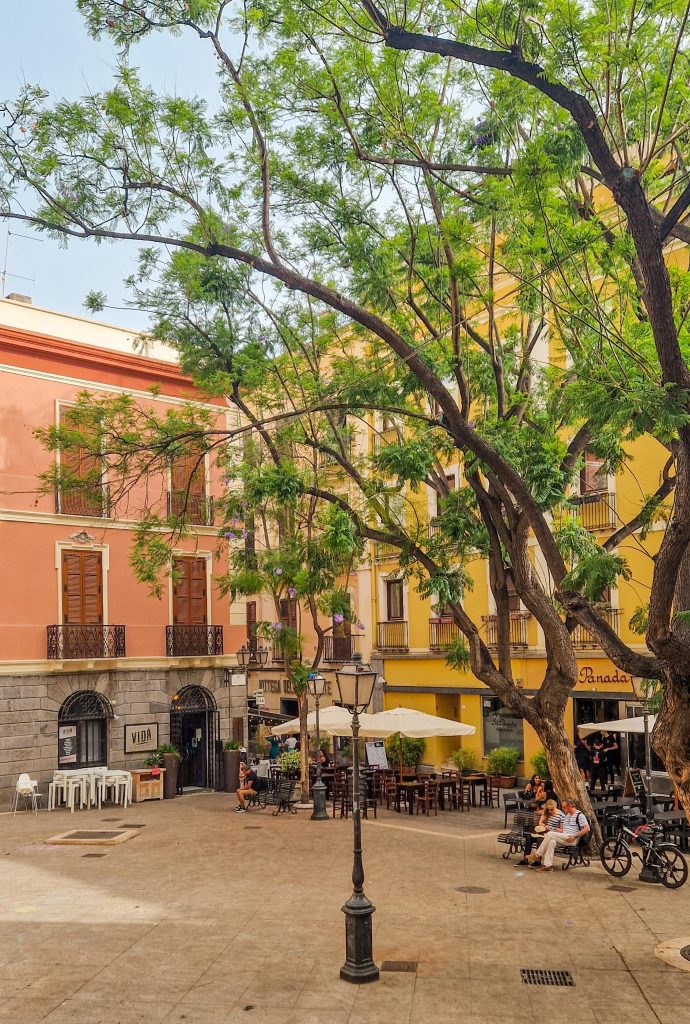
[1,3,219,329]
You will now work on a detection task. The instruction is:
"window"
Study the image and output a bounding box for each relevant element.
[506,577,521,614]
[386,579,404,621]
[169,452,210,524]
[172,557,208,625]
[435,474,457,518]
[57,406,107,516]
[279,597,298,630]
[482,696,524,758]
[580,450,607,495]
[246,600,257,652]
[62,550,103,626]
[58,690,112,768]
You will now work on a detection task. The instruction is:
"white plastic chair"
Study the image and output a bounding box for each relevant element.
[65,774,88,812]
[48,771,68,811]
[12,773,41,815]
[102,772,128,809]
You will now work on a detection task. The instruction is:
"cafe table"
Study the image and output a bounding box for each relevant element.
[464,773,488,807]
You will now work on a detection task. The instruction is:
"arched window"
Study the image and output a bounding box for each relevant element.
[58,690,113,768]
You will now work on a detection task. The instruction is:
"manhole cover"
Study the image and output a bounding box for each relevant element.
[680,945,690,962]
[243,826,262,830]
[101,818,122,822]
[607,884,635,892]
[521,969,574,987]
[381,961,417,973]
[82,853,106,858]
[455,886,490,894]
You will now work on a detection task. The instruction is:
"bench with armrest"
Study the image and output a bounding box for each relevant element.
[254,776,299,815]
[497,810,537,858]
[553,830,592,870]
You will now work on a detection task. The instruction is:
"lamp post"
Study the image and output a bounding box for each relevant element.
[335,652,379,985]
[236,642,269,752]
[638,694,660,883]
[308,671,329,821]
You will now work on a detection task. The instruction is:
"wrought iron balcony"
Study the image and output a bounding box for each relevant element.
[55,483,110,518]
[167,491,214,526]
[428,518,443,538]
[373,427,400,454]
[323,634,360,663]
[166,624,223,657]
[570,491,616,531]
[572,607,621,649]
[376,620,409,652]
[373,540,401,561]
[482,612,529,651]
[47,624,125,659]
[429,618,460,651]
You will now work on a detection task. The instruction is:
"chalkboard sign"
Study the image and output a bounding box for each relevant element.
[365,740,389,770]
[624,767,647,800]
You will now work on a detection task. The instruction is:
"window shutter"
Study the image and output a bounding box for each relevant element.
[172,558,189,624]
[62,550,102,624]
[59,408,103,516]
[189,558,207,624]
[82,552,103,624]
[170,452,206,517]
[62,551,83,625]
[246,601,257,637]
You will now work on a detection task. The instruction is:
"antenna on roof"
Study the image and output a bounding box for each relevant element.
[1,228,40,298]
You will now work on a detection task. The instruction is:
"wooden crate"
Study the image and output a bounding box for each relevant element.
[131,768,165,802]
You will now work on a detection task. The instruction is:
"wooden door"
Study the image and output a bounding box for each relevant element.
[170,452,206,520]
[173,557,208,625]
[59,408,103,516]
[62,550,103,624]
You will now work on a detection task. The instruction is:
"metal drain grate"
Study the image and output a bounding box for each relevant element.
[82,853,106,858]
[64,831,123,840]
[101,818,122,822]
[381,961,417,973]
[243,826,262,830]
[455,886,489,894]
[121,824,146,829]
[607,884,635,892]
[521,969,574,987]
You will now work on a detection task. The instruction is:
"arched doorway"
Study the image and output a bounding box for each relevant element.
[58,690,113,768]
[170,686,219,790]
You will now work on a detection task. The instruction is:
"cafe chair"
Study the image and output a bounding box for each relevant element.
[12,773,41,814]
[480,775,501,809]
[415,779,439,816]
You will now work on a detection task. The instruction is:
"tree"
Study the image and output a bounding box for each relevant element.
[4,0,690,816]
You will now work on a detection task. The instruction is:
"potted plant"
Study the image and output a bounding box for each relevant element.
[486,746,520,787]
[279,749,301,778]
[223,740,242,793]
[530,749,549,780]
[449,748,476,775]
[157,744,181,798]
[384,735,425,777]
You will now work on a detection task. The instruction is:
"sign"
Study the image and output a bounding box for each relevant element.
[624,767,647,801]
[365,740,389,770]
[230,674,246,688]
[58,725,78,764]
[252,689,264,700]
[578,665,634,687]
[124,723,159,754]
[255,695,266,707]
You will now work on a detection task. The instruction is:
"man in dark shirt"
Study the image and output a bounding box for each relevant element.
[235,763,258,812]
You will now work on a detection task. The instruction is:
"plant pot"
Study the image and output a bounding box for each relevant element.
[499,775,517,788]
[162,753,179,798]
[223,750,241,793]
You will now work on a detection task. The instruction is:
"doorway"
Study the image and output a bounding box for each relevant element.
[169,686,219,789]
[573,697,619,740]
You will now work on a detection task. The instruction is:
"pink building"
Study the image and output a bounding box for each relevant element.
[0,296,246,805]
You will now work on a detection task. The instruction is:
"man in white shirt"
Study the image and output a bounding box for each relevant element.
[527,797,590,871]
[284,734,298,751]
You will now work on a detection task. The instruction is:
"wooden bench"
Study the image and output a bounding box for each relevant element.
[497,811,536,858]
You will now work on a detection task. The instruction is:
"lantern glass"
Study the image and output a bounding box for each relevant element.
[335,653,377,713]
[236,644,250,669]
[308,672,327,698]
[256,646,269,668]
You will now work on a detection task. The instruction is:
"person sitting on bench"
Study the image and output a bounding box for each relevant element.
[527,797,590,872]
[516,799,563,865]
[235,763,258,812]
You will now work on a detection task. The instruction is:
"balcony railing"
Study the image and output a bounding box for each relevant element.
[55,483,110,518]
[572,607,621,649]
[373,427,400,455]
[323,635,360,663]
[166,624,223,657]
[570,491,616,532]
[272,639,286,664]
[428,519,443,538]
[429,618,460,650]
[376,620,409,652]
[374,541,401,561]
[167,491,214,526]
[482,612,529,651]
[47,624,125,659]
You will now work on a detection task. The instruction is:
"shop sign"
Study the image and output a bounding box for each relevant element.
[58,725,77,764]
[124,723,159,754]
[258,677,332,696]
[578,666,634,686]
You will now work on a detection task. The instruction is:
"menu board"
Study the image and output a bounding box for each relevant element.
[58,724,78,764]
[624,767,647,800]
[365,740,389,770]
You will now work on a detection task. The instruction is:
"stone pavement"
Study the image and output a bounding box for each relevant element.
[1,793,689,1024]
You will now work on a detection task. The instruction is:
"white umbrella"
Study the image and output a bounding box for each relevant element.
[578,716,656,736]
[271,704,357,737]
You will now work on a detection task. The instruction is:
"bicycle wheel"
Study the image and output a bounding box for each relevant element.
[652,844,689,889]
[600,837,632,876]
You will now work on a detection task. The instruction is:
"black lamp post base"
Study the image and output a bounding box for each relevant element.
[311,778,329,821]
[639,865,662,884]
[340,893,379,984]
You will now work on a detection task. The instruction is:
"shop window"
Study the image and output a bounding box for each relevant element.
[58,690,112,768]
[482,696,524,758]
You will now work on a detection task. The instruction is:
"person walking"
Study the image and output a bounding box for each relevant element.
[527,797,590,872]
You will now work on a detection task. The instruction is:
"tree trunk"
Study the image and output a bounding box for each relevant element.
[652,673,690,820]
[531,718,602,845]
[298,690,310,800]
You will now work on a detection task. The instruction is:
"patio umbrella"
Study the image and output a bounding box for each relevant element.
[270,704,358,736]
[579,714,657,820]
[324,706,476,781]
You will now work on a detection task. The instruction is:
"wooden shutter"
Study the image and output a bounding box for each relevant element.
[62,550,103,624]
[173,557,207,625]
[279,597,298,629]
[246,601,257,642]
[170,453,206,518]
[59,408,102,516]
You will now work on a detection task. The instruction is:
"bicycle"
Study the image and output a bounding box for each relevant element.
[600,814,688,889]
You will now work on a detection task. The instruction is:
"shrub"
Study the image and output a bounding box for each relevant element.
[385,734,425,767]
[279,749,301,774]
[486,746,520,777]
[530,749,549,779]
[143,743,180,767]
[449,748,476,773]
[224,740,241,751]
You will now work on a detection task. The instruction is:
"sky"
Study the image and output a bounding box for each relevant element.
[0,3,220,330]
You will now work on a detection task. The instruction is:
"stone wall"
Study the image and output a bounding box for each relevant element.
[0,666,247,809]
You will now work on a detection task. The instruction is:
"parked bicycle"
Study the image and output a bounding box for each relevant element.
[600,814,688,888]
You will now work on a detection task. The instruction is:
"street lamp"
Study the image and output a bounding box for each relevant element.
[308,671,329,821]
[236,642,269,750]
[335,652,379,985]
